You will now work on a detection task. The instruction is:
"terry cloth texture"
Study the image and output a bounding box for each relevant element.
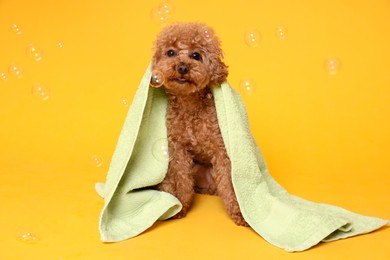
[96,64,388,252]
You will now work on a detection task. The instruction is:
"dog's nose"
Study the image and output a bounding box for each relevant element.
[177,63,189,76]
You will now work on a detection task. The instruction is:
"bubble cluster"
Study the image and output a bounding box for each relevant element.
[16,229,39,244]
[152,138,170,162]
[26,44,44,62]
[91,155,104,167]
[58,42,64,48]
[8,64,24,79]
[276,25,287,40]
[11,23,22,35]
[32,82,50,101]
[150,70,165,87]
[151,1,174,25]
[323,56,342,75]
[244,29,261,47]
[239,79,257,95]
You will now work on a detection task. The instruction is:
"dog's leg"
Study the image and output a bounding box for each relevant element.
[157,146,195,219]
[212,151,249,226]
[193,162,217,195]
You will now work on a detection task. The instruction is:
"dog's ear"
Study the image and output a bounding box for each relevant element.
[151,37,162,70]
[209,53,228,85]
[151,47,159,70]
[151,55,157,70]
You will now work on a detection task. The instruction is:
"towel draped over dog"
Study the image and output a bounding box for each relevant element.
[95,64,388,252]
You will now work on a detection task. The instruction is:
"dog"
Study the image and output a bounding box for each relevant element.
[151,22,248,226]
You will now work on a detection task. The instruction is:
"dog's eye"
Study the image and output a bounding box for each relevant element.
[191,52,202,61]
[166,49,176,57]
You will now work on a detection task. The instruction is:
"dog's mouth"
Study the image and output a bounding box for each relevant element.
[172,77,193,85]
[164,75,202,95]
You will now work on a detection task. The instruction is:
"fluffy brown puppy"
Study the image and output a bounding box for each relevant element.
[152,22,247,226]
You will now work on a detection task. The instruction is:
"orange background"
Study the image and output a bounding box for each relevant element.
[0,0,389,259]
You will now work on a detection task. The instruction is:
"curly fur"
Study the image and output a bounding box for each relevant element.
[152,22,247,226]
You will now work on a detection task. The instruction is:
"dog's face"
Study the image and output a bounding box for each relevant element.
[152,23,228,96]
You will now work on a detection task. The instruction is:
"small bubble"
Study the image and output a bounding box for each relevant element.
[32,82,50,101]
[239,79,256,95]
[26,44,44,61]
[244,29,261,47]
[151,1,174,25]
[11,23,22,35]
[58,42,64,48]
[276,25,287,40]
[16,229,39,244]
[0,71,8,81]
[152,138,170,162]
[323,56,342,75]
[91,155,103,167]
[150,70,165,87]
[202,26,214,42]
[8,64,24,79]
[121,98,129,107]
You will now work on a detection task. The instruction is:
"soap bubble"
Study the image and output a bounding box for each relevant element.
[239,79,256,95]
[150,70,165,87]
[323,56,342,75]
[91,155,103,167]
[244,29,261,47]
[151,1,174,25]
[121,98,129,107]
[152,138,170,162]
[8,64,24,79]
[26,44,44,61]
[0,71,7,81]
[16,229,39,244]
[32,82,50,101]
[276,25,287,40]
[202,26,214,42]
[11,23,22,35]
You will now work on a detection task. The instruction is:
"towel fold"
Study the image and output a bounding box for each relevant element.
[96,64,388,251]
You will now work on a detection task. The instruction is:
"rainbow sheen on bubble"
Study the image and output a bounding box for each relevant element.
[239,78,257,95]
[26,44,44,61]
[244,29,261,47]
[150,70,165,87]
[32,82,50,101]
[323,56,342,75]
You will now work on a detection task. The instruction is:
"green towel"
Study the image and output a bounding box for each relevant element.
[96,64,388,251]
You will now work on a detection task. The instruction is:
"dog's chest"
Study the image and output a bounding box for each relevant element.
[166,95,224,159]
